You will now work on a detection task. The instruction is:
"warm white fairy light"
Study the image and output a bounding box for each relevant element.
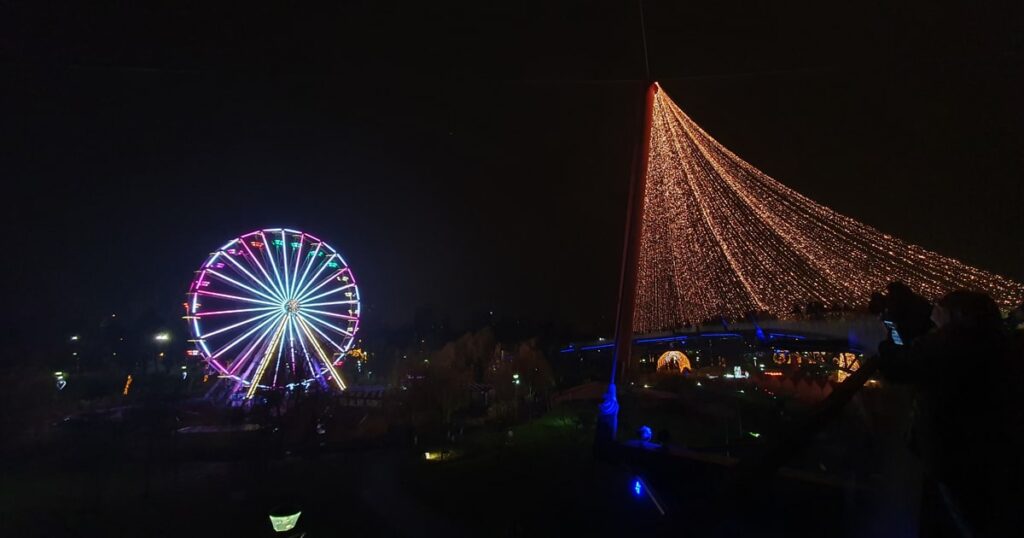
[634,84,1023,332]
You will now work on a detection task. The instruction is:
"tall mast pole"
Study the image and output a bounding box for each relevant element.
[597,81,658,445]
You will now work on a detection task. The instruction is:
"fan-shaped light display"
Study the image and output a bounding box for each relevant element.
[634,83,1023,332]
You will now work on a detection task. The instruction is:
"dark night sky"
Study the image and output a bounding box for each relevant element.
[2,1,1022,346]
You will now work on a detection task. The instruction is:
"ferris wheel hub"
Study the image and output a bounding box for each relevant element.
[285,299,300,314]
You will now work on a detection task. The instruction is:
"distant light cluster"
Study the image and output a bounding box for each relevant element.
[634,84,1023,331]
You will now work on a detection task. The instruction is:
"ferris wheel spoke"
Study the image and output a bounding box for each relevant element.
[286,314,298,375]
[194,306,279,317]
[293,253,338,301]
[295,316,346,390]
[271,322,287,388]
[209,312,283,360]
[296,267,347,303]
[279,230,291,301]
[200,309,280,339]
[196,290,279,306]
[298,312,356,341]
[301,299,358,309]
[301,308,359,324]
[292,242,323,302]
[239,237,286,300]
[296,312,350,353]
[289,233,306,298]
[219,250,284,302]
[300,283,356,304]
[227,313,284,375]
[259,231,288,300]
[246,316,289,399]
[206,269,282,304]
[290,316,323,382]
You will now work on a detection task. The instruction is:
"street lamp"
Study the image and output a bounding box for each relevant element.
[154,333,170,342]
[512,373,521,420]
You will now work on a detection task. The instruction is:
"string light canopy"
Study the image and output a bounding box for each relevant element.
[634,83,1023,332]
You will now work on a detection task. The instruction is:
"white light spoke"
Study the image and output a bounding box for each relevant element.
[289,234,305,298]
[210,313,283,360]
[299,311,355,337]
[221,250,284,302]
[207,269,281,304]
[292,242,323,301]
[291,316,322,381]
[196,290,279,306]
[201,309,280,339]
[246,316,289,398]
[300,283,355,304]
[296,316,346,390]
[280,230,290,300]
[302,308,359,323]
[301,299,358,308]
[195,306,278,317]
[297,267,345,302]
[297,312,351,352]
[260,232,288,300]
[228,313,283,375]
[240,238,285,299]
[271,321,287,387]
[293,254,338,301]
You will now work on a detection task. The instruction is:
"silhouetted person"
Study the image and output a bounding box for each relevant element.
[879,289,1021,536]
[882,281,935,342]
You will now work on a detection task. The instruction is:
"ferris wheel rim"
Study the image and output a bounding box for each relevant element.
[186,228,360,396]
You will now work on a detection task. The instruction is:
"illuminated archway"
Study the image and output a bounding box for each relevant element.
[656,350,692,373]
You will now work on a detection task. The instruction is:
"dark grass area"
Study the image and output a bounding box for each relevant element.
[1,402,665,537]
[1,391,893,537]
[408,403,670,536]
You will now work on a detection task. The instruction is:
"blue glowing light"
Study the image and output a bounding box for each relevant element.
[768,332,807,340]
[633,479,643,496]
[559,331,757,354]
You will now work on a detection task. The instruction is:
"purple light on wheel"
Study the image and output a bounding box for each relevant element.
[186,228,361,400]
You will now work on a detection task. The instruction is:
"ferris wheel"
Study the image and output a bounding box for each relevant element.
[185,228,360,399]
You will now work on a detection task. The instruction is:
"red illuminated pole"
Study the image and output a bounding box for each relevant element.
[597,81,659,444]
[613,81,658,384]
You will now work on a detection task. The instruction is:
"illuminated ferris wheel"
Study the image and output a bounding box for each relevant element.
[185,228,360,399]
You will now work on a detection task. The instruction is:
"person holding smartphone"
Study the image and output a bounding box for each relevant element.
[877,288,1020,536]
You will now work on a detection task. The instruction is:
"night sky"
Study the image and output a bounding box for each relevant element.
[3,2,1022,346]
